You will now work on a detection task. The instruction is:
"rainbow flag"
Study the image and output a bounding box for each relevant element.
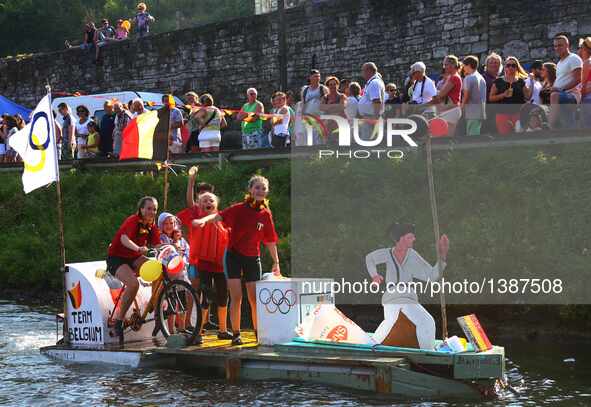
[457,314,493,352]
[120,110,160,160]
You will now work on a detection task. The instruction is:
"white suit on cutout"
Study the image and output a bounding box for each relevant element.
[366,248,445,349]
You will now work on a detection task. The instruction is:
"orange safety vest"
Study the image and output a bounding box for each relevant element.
[189,221,229,267]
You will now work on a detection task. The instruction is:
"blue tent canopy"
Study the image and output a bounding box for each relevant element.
[0,95,32,121]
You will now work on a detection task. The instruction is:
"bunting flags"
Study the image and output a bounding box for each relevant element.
[302,114,329,142]
[119,110,160,160]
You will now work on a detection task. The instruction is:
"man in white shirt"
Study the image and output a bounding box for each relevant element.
[409,61,437,105]
[357,62,385,140]
[366,223,449,350]
[549,35,583,128]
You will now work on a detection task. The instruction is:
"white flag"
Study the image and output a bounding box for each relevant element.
[9,95,59,194]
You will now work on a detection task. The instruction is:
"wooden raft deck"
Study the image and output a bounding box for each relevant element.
[41,330,504,400]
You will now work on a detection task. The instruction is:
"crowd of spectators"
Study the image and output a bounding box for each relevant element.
[65,2,155,63]
[2,34,591,162]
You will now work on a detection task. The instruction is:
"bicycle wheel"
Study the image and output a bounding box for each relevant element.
[156,279,202,344]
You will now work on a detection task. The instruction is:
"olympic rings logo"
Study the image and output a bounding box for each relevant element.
[24,112,51,173]
[258,288,297,314]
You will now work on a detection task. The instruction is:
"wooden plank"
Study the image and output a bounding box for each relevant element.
[241,350,406,368]
[453,346,505,380]
[390,365,483,400]
[275,342,454,365]
[240,360,376,392]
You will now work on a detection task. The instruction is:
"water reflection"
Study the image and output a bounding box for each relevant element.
[0,301,590,406]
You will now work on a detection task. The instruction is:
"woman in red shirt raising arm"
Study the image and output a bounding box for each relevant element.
[194,175,280,345]
[106,196,161,343]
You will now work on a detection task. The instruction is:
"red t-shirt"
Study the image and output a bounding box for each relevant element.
[107,214,160,259]
[220,202,278,257]
[177,206,205,241]
[189,221,229,272]
[447,74,462,105]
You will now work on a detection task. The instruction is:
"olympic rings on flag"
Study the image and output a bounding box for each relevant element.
[28,112,51,150]
[23,112,51,173]
[258,288,297,314]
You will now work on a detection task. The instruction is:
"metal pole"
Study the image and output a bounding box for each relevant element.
[47,84,69,345]
[163,105,172,211]
[425,135,448,339]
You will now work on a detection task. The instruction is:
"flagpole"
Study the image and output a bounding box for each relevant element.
[425,135,448,340]
[47,84,69,345]
[163,97,172,211]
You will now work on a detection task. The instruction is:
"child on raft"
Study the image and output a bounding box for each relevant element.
[189,191,232,339]
[176,166,219,331]
[194,175,281,346]
[157,212,191,336]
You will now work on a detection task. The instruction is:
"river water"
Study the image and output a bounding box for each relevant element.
[1,301,590,407]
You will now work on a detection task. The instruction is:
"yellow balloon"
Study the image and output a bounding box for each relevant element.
[122,20,131,31]
[139,259,162,282]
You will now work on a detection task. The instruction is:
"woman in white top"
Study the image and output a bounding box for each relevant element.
[75,105,91,159]
[345,82,361,122]
[195,94,225,153]
[271,91,290,148]
[366,223,449,350]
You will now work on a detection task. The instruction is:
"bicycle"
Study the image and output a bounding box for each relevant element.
[98,248,202,345]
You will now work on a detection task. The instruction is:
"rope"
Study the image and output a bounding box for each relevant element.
[425,135,448,339]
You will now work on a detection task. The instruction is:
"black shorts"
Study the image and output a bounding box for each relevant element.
[224,249,261,282]
[106,256,137,276]
[199,270,228,307]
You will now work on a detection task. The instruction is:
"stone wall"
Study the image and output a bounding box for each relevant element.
[1,0,590,108]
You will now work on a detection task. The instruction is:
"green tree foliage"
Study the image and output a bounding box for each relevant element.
[0,0,253,57]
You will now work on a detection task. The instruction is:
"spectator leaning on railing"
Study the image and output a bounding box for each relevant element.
[57,103,75,160]
[526,60,543,105]
[549,35,583,129]
[237,88,266,149]
[461,55,487,136]
[489,56,531,135]
[194,94,225,153]
[430,55,463,136]
[405,61,437,116]
[300,69,328,145]
[113,102,133,158]
[357,62,385,141]
[100,101,116,157]
[578,37,591,128]
[539,63,557,105]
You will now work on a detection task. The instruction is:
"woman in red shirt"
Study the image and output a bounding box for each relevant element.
[195,175,280,345]
[431,55,463,136]
[106,196,160,342]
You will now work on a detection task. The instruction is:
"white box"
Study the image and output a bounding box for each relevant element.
[256,278,334,345]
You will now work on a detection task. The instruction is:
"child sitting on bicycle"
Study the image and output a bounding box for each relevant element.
[157,212,191,335]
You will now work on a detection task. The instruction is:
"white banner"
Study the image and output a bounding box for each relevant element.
[9,95,58,194]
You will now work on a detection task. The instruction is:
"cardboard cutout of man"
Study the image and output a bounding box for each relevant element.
[366,223,449,350]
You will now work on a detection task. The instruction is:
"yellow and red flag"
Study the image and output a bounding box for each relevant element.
[120,110,160,160]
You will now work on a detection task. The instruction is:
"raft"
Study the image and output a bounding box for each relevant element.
[42,330,505,400]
